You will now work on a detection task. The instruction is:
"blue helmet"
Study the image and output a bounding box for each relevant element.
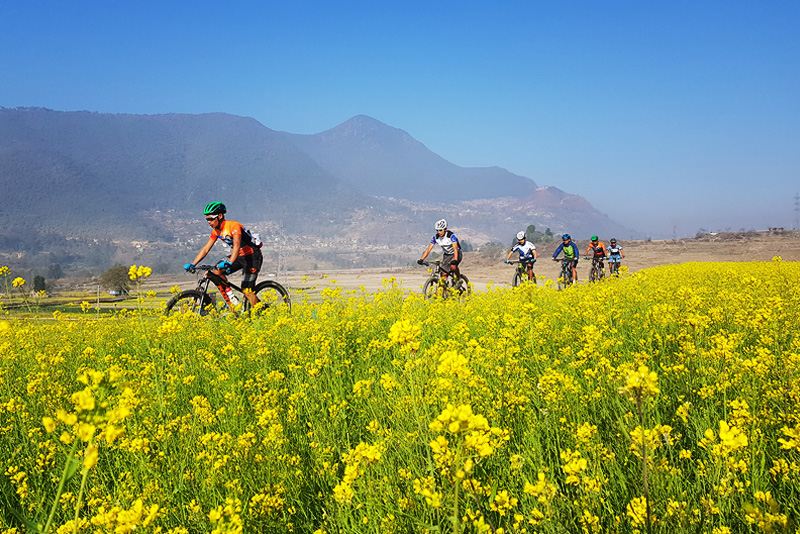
[562,234,571,240]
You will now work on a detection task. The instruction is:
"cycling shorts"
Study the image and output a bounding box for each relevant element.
[608,255,622,263]
[227,249,263,290]
[442,253,462,272]
[519,256,535,265]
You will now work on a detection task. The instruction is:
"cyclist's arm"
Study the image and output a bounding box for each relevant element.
[532,248,538,260]
[506,250,514,261]
[191,235,217,265]
[552,244,563,259]
[621,247,625,258]
[420,242,434,261]
[452,239,459,262]
[229,232,243,263]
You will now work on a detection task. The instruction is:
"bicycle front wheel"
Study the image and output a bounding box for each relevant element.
[248,281,291,313]
[512,270,522,287]
[422,277,442,300]
[164,290,215,316]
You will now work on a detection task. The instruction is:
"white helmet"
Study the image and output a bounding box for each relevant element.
[516,231,526,241]
[434,219,447,231]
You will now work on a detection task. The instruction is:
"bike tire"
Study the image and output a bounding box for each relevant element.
[454,274,471,298]
[512,271,522,287]
[164,290,215,316]
[248,281,292,313]
[422,277,441,300]
[558,267,572,290]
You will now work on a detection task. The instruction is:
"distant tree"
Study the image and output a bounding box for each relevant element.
[545,228,553,236]
[525,224,536,240]
[460,240,474,252]
[47,263,64,279]
[33,276,46,293]
[99,265,130,294]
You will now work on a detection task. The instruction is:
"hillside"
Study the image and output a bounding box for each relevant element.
[0,107,635,272]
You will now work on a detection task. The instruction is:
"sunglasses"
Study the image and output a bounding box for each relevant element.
[205,215,218,221]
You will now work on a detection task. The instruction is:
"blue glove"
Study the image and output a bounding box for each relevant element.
[217,260,232,273]
[531,258,536,263]
[184,263,195,272]
[504,259,509,263]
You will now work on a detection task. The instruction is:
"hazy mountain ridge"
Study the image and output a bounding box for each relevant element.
[0,107,635,270]
[281,115,539,201]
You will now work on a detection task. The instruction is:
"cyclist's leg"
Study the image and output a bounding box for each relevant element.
[571,259,578,282]
[523,260,534,281]
[230,252,262,306]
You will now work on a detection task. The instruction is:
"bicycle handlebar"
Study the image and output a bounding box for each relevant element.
[187,265,217,274]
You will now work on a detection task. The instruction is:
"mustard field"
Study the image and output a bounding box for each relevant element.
[1,260,799,534]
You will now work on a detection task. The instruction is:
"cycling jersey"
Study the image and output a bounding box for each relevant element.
[553,241,579,260]
[585,242,607,258]
[608,245,623,262]
[431,230,459,255]
[511,241,536,260]
[212,220,258,256]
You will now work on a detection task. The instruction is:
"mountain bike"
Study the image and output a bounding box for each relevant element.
[421,260,471,300]
[165,265,291,316]
[608,257,622,276]
[586,256,606,283]
[508,259,536,287]
[554,258,575,290]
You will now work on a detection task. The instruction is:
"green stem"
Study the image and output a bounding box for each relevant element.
[72,443,93,534]
[637,395,653,534]
[42,439,79,534]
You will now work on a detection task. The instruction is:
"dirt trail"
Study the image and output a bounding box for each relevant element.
[147,232,800,295]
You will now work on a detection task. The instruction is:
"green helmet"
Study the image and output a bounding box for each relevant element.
[203,202,226,216]
[591,235,598,242]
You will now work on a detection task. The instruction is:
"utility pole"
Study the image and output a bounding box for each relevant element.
[794,193,800,230]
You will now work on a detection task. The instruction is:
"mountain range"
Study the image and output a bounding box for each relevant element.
[0,107,635,270]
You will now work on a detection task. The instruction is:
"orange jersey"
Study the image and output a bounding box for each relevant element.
[585,242,607,257]
[211,220,256,256]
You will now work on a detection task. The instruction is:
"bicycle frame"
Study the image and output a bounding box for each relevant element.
[190,265,246,308]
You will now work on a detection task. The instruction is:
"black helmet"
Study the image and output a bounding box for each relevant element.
[610,238,617,244]
[203,202,227,216]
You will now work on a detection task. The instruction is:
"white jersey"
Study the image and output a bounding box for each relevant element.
[511,241,536,259]
[431,230,458,255]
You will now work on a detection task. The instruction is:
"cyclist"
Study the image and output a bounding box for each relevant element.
[584,235,608,275]
[184,202,263,307]
[552,233,579,282]
[418,219,461,278]
[505,231,537,281]
[607,238,625,274]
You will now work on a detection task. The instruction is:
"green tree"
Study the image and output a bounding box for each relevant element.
[525,224,536,240]
[33,276,46,293]
[47,263,64,279]
[99,265,130,294]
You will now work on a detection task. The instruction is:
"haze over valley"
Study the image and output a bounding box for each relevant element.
[0,107,635,274]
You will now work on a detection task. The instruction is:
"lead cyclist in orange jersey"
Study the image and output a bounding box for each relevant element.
[184,202,263,307]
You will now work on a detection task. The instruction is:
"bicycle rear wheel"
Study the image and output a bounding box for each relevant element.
[164,290,215,316]
[248,281,291,313]
[453,274,471,298]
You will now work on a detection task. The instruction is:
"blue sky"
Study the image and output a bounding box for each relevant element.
[2,1,798,237]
